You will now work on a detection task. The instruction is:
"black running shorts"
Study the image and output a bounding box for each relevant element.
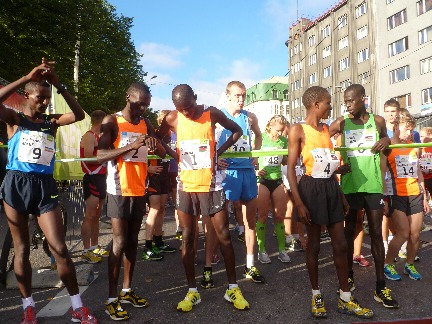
[83,174,107,200]
[176,189,226,217]
[107,194,147,221]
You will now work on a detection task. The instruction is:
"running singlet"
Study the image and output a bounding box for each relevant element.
[419,147,432,180]
[7,113,55,174]
[258,132,287,180]
[216,109,253,169]
[177,108,217,192]
[80,130,107,175]
[341,114,383,194]
[106,113,148,196]
[301,124,340,178]
[387,145,420,196]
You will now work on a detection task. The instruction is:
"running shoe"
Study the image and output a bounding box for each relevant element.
[243,266,265,283]
[258,251,271,264]
[278,251,291,263]
[177,291,201,312]
[92,245,109,257]
[142,248,164,261]
[238,232,245,243]
[320,231,330,241]
[211,254,221,265]
[119,290,149,307]
[200,269,214,289]
[175,231,182,240]
[105,299,129,321]
[353,255,370,267]
[71,306,98,323]
[21,306,37,324]
[374,287,399,308]
[311,294,327,318]
[154,243,176,253]
[81,251,102,264]
[286,238,303,252]
[224,287,250,310]
[337,297,373,318]
[384,264,401,281]
[404,263,422,280]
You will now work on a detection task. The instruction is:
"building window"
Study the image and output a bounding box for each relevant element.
[308,53,317,66]
[308,35,316,47]
[293,80,302,90]
[357,48,369,63]
[339,57,350,71]
[293,98,300,108]
[356,2,367,18]
[389,37,408,57]
[420,56,432,74]
[294,44,299,54]
[394,93,412,108]
[338,36,348,50]
[387,9,407,30]
[358,71,370,84]
[283,90,289,100]
[419,25,432,45]
[390,65,410,84]
[323,66,332,79]
[340,80,351,90]
[417,0,432,15]
[338,14,347,29]
[422,87,432,105]
[272,89,279,99]
[357,25,368,39]
[322,25,331,39]
[323,45,332,58]
[309,73,317,84]
[292,62,302,73]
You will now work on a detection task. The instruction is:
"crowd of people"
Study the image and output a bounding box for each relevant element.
[0,60,431,323]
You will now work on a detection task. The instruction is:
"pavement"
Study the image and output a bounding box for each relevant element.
[1,195,432,323]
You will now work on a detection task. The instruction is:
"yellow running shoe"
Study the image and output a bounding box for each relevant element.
[177,291,201,312]
[81,251,102,264]
[311,294,327,318]
[92,245,109,257]
[337,296,374,318]
[105,298,129,321]
[224,287,250,310]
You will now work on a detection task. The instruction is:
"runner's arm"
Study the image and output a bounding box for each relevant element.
[211,107,243,157]
[249,112,262,150]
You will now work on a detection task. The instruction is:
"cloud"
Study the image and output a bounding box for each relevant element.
[138,42,189,71]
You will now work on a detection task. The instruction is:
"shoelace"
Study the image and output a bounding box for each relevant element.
[387,265,398,274]
[381,288,393,300]
[406,264,418,274]
[315,296,324,308]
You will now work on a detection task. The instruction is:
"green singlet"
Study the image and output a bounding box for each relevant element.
[258,132,288,180]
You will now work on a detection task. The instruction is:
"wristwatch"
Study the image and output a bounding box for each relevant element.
[57,84,67,94]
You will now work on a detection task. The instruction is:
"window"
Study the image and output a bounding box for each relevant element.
[323,66,332,78]
[387,10,407,30]
[358,48,369,63]
[422,87,432,104]
[394,93,412,108]
[308,53,317,66]
[356,2,367,18]
[419,25,432,45]
[293,98,300,108]
[293,79,302,90]
[308,35,316,47]
[389,37,408,57]
[294,44,299,54]
[272,89,279,99]
[283,90,289,100]
[417,0,432,15]
[293,62,302,73]
[322,25,331,39]
[340,80,351,90]
[390,65,410,84]
[358,71,370,84]
[338,15,347,29]
[309,73,317,84]
[323,45,331,58]
[357,25,368,39]
[338,36,348,50]
[339,57,350,71]
[420,56,432,74]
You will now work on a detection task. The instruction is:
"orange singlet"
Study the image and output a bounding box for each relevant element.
[420,147,432,180]
[387,145,420,196]
[177,108,216,192]
[106,113,148,196]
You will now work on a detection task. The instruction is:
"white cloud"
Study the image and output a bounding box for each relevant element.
[138,42,189,71]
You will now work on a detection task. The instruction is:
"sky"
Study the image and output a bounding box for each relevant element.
[108,0,337,111]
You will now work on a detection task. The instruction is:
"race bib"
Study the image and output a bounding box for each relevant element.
[179,139,211,170]
[18,130,55,166]
[227,135,250,153]
[344,128,376,157]
[395,154,418,178]
[119,132,148,162]
[419,153,432,174]
[262,148,283,167]
[310,148,340,178]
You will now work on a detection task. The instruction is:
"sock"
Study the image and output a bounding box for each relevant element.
[89,245,98,251]
[70,294,83,311]
[256,221,266,252]
[228,283,238,290]
[121,288,131,293]
[388,235,394,242]
[275,223,286,252]
[107,297,117,304]
[246,254,254,269]
[188,287,198,293]
[238,225,245,234]
[400,241,407,254]
[376,280,386,292]
[145,240,153,250]
[340,291,351,302]
[312,289,321,296]
[22,296,35,310]
[293,234,300,239]
[154,235,163,247]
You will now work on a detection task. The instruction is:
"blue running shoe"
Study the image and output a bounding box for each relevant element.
[404,263,422,280]
[384,264,401,281]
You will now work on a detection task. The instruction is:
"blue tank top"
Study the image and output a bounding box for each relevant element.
[7,113,56,174]
[216,109,253,169]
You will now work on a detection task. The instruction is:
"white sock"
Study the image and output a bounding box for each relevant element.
[285,234,293,241]
[401,241,407,254]
[388,235,394,242]
[312,289,321,296]
[107,297,117,304]
[228,283,239,290]
[22,296,35,310]
[121,288,131,293]
[238,226,245,234]
[246,254,254,268]
[340,291,351,302]
[89,245,98,250]
[70,294,83,311]
[188,287,198,293]
[293,234,300,239]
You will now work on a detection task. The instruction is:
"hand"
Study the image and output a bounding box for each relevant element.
[424,198,430,214]
[25,58,53,83]
[130,135,147,150]
[297,204,311,226]
[342,198,350,216]
[334,164,351,175]
[218,158,229,169]
[41,57,60,85]
[144,136,158,152]
[371,138,389,153]
[148,165,163,174]
[257,169,267,177]
[251,157,258,166]
[299,235,307,250]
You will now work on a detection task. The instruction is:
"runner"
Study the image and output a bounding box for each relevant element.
[329,84,399,309]
[0,59,98,323]
[158,84,249,312]
[288,86,373,319]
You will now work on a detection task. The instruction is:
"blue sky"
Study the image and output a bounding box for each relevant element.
[109,0,334,111]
